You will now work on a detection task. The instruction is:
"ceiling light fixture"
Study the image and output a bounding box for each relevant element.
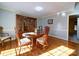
[35,6,43,12]
[61,12,66,16]
[57,12,60,15]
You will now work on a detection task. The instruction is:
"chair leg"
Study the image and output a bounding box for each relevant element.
[42,41,48,50]
[42,45,47,50]
[19,46,21,55]
[27,44,32,50]
[0,45,1,55]
[36,41,39,48]
[42,45,45,50]
[10,37,12,48]
[15,48,18,56]
[1,41,4,47]
[15,46,21,56]
[30,44,33,50]
[46,41,48,47]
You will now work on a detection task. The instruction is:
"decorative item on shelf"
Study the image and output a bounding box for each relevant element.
[39,26,43,34]
[48,19,53,24]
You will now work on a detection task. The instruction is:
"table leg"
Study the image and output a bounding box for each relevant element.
[10,37,12,48]
[1,41,4,47]
[32,38,36,48]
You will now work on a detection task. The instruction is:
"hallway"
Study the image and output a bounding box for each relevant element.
[69,32,79,44]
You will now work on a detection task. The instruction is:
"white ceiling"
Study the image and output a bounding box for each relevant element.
[0,2,75,18]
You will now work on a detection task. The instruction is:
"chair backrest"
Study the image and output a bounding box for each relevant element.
[0,26,3,32]
[0,26,9,37]
[44,26,50,35]
[42,26,50,41]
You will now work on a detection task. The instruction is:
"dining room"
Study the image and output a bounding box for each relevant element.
[0,2,79,56]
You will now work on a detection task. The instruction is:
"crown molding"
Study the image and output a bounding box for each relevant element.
[0,7,16,13]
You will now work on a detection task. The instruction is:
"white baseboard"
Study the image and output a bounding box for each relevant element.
[49,34,68,41]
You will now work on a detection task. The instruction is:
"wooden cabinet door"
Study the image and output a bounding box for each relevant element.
[24,17,37,32]
[16,14,37,38]
[16,15,24,33]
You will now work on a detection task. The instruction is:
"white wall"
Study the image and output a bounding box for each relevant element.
[0,9,70,40]
[0,9,16,38]
[37,14,68,40]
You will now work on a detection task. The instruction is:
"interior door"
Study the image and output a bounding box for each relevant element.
[77,18,79,39]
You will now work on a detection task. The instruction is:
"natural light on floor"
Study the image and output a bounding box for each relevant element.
[39,45,75,56]
[0,46,31,56]
[0,45,75,56]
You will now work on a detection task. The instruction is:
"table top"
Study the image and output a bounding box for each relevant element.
[22,32,36,37]
[22,32,44,39]
[28,34,44,40]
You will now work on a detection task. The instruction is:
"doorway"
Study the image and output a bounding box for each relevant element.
[68,15,79,43]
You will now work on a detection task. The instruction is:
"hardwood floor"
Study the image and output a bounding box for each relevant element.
[0,36,79,56]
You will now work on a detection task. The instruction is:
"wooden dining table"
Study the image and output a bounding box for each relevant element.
[28,34,44,47]
[22,32,44,48]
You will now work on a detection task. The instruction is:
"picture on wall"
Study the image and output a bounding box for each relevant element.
[48,19,53,24]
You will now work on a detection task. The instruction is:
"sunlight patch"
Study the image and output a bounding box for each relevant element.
[39,45,75,56]
[1,46,31,56]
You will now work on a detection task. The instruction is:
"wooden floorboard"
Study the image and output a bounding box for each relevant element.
[0,36,79,56]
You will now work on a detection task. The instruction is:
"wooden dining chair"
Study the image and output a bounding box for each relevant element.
[15,33,32,55]
[36,26,49,50]
[0,26,12,47]
[36,34,48,49]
